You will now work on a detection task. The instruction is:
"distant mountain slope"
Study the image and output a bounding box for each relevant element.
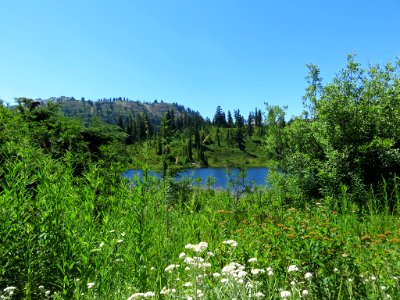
[38,96,204,127]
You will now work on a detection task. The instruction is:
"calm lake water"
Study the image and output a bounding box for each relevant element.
[123,167,269,189]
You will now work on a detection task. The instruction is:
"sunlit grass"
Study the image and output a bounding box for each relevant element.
[1,152,399,299]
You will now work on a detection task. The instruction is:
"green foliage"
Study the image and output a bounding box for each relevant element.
[265,55,400,209]
[1,100,400,299]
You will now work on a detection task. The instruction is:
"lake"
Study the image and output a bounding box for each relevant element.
[123,167,269,189]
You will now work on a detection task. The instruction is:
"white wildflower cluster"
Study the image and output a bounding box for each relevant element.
[127,291,155,299]
[222,239,238,247]
[288,264,299,272]
[165,264,180,273]
[184,241,208,253]
[159,287,176,295]
[221,262,248,284]
[2,287,16,298]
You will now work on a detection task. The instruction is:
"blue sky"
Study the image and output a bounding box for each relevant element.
[0,0,399,119]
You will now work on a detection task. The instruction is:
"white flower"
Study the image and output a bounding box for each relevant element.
[290,280,296,286]
[304,272,313,279]
[220,278,229,283]
[4,287,17,293]
[185,243,194,249]
[39,285,44,289]
[99,242,105,248]
[213,272,221,277]
[251,268,265,275]
[334,267,339,272]
[117,239,123,243]
[255,292,265,298]
[165,264,179,272]
[246,282,254,288]
[370,276,377,281]
[237,270,247,278]
[288,265,299,272]
[223,239,238,247]
[268,270,274,276]
[248,257,257,263]
[183,282,192,287]
[45,290,51,296]
[194,242,208,253]
[302,289,309,296]
[207,251,215,257]
[128,293,144,299]
[120,232,126,236]
[381,286,386,291]
[179,252,186,259]
[280,290,291,298]
[143,291,155,297]
[87,282,95,289]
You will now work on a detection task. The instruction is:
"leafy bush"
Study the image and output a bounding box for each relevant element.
[265,55,400,209]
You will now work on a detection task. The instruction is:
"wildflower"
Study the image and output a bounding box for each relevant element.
[237,278,244,284]
[302,289,309,296]
[370,276,377,281]
[207,251,215,257]
[143,291,155,297]
[121,232,126,236]
[194,241,208,253]
[304,272,313,279]
[165,264,179,272]
[223,240,238,247]
[185,266,191,271]
[280,290,291,298]
[4,287,17,293]
[268,270,274,276]
[99,242,105,248]
[183,282,192,287]
[251,268,265,275]
[185,243,194,249]
[220,278,229,283]
[87,282,95,289]
[381,286,386,291]
[334,268,339,272]
[184,257,194,264]
[248,257,257,263]
[45,290,51,296]
[255,292,265,298]
[348,278,353,282]
[288,265,299,272]
[117,239,123,243]
[39,285,44,289]
[213,272,221,277]
[179,252,186,259]
[128,293,144,299]
[342,253,349,258]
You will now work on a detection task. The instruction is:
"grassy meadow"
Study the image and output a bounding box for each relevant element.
[1,152,399,299]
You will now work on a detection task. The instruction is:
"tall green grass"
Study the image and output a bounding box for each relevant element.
[1,148,400,299]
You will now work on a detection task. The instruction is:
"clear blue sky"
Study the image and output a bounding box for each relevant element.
[1,0,399,119]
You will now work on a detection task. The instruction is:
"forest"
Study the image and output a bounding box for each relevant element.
[0,55,400,299]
